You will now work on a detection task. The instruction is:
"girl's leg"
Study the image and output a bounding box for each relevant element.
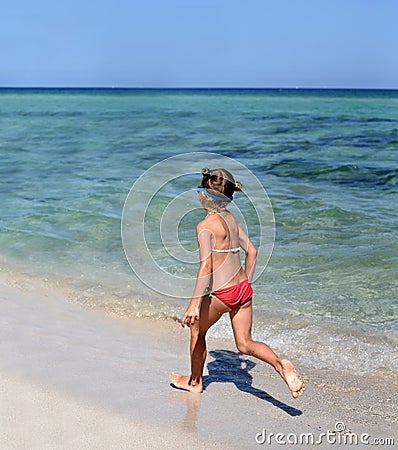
[229,301,304,398]
[169,295,230,393]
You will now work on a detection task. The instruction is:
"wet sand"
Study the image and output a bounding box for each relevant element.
[0,271,396,449]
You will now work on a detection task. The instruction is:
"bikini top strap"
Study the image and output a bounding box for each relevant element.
[211,247,240,253]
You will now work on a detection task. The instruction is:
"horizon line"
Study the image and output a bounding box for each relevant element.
[0,85,397,91]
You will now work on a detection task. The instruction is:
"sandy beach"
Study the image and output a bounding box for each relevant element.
[0,269,396,449]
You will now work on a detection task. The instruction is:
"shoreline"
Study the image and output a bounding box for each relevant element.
[0,267,397,448]
[1,257,396,377]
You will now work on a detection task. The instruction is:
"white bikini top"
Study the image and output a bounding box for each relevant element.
[212,247,240,253]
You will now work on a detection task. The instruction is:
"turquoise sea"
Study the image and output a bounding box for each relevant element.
[0,88,397,375]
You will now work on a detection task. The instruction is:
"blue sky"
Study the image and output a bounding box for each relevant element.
[1,0,397,88]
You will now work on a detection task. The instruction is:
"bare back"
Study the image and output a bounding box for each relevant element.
[197,211,248,291]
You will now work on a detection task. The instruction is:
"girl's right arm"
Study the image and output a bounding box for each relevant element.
[181,223,213,327]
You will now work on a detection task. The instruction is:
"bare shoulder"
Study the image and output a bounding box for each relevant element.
[196,216,218,235]
[196,218,210,233]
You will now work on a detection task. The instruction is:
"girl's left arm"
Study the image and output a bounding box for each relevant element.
[238,225,258,283]
[181,223,213,327]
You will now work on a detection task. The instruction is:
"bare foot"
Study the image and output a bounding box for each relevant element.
[169,372,203,393]
[280,359,305,398]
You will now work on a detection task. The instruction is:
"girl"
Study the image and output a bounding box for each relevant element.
[169,168,304,398]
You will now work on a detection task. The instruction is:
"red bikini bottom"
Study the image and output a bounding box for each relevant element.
[211,279,253,309]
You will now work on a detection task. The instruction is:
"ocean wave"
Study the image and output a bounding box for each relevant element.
[68,289,398,377]
[209,318,398,376]
[60,274,398,376]
[2,252,396,377]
